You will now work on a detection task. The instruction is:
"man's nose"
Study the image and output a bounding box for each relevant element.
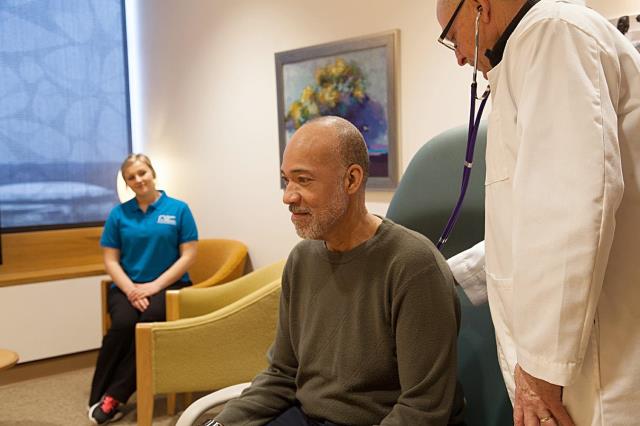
[282,184,301,205]
[455,50,467,67]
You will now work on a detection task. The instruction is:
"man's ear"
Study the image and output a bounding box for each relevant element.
[475,0,491,24]
[344,164,364,195]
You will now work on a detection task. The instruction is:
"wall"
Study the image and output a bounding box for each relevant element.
[131,0,634,269]
[0,276,104,363]
[588,0,638,17]
[130,0,476,268]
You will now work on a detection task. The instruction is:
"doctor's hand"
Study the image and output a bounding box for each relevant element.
[514,364,575,426]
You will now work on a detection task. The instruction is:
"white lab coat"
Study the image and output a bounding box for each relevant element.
[448,1,640,424]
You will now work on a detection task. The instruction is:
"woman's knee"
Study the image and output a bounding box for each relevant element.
[109,310,138,331]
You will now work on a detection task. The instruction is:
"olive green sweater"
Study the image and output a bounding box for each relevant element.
[216,218,461,425]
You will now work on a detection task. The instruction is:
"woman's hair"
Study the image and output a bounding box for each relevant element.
[120,153,157,180]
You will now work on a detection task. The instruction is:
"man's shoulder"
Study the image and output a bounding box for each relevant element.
[380,219,439,252]
[375,220,455,293]
[376,219,443,268]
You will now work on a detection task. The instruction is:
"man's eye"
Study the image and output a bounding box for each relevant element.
[297,177,310,184]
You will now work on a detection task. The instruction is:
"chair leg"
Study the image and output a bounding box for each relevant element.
[136,325,154,426]
[136,395,154,426]
[184,392,194,408]
[166,393,177,415]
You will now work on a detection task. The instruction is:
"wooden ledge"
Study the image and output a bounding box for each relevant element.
[0,264,106,287]
[0,227,105,287]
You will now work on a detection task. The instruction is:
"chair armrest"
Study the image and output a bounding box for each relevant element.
[136,279,281,395]
[169,259,286,319]
[191,241,248,289]
[175,383,250,426]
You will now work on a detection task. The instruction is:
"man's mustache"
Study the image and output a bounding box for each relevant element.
[289,205,311,214]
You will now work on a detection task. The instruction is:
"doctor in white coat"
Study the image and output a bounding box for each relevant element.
[436,0,640,425]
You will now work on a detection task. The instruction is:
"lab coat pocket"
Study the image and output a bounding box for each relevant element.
[486,273,517,368]
[485,113,509,186]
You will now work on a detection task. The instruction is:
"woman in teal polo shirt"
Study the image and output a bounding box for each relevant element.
[88,154,198,425]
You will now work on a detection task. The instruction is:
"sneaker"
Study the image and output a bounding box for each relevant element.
[88,395,123,425]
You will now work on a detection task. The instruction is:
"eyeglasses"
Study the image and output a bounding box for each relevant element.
[437,0,466,51]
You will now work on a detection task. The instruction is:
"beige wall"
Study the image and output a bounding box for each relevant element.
[130,0,635,269]
[588,0,638,17]
[0,277,104,363]
[130,0,476,268]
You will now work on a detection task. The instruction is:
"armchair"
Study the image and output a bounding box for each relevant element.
[134,259,286,426]
[100,238,248,335]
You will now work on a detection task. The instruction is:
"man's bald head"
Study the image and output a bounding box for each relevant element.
[304,116,369,186]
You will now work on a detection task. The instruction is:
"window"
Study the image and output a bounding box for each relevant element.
[0,0,131,231]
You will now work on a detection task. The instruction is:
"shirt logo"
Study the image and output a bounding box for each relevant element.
[157,215,176,225]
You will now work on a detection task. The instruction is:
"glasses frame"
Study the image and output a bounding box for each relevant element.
[437,0,466,51]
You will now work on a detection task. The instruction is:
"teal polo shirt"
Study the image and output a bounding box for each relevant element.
[100,191,198,283]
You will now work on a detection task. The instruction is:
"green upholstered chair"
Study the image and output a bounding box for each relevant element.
[386,123,512,426]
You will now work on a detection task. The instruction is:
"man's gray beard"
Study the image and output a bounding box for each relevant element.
[294,190,349,240]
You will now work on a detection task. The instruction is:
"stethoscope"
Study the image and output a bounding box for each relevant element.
[436,9,491,251]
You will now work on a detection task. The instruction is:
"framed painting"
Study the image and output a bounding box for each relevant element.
[275,30,399,190]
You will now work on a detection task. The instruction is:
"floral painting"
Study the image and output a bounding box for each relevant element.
[276,31,398,190]
[611,13,640,53]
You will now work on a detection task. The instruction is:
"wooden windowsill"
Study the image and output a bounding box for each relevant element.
[0,227,105,287]
[0,264,106,287]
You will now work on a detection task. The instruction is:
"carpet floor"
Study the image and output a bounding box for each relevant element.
[0,366,220,426]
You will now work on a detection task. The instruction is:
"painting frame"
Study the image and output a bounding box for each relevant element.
[275,30,399,190]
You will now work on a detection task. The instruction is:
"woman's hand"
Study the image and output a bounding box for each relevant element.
[131,296,150,312]
[127,282,161,303]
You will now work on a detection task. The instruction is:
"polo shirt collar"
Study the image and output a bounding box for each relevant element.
[132,190,166,213]
[484,0,540,68]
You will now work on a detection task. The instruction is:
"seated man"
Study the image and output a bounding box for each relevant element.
[206,116,463,426]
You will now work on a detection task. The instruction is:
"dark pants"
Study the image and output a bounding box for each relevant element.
[89,281,190,405]
[265,403,466,426]
[266,406,339,426]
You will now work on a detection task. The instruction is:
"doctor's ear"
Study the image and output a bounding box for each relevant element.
[475,0,491,23]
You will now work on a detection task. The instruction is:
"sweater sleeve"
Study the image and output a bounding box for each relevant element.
[214,268,298,426]
[378,263,460,426]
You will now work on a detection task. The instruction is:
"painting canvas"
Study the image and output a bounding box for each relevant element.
[275,31,399,190]
[610,13,640,53]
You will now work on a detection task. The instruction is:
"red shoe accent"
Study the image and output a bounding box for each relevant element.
[101,395,120,413]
